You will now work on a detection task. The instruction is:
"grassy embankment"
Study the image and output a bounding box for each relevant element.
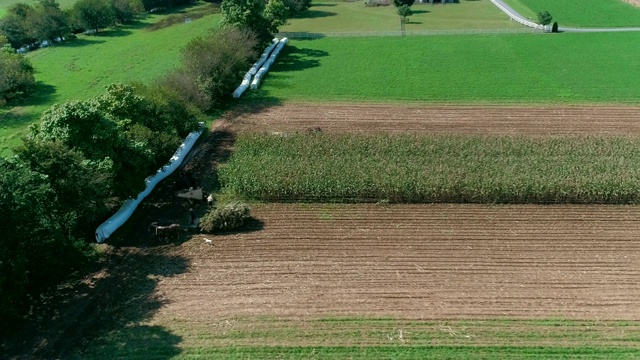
[77,318,640,359]
[0,5,221,155]
[280,0,519,32]
[502,0,640,28]
[251,32,640,104]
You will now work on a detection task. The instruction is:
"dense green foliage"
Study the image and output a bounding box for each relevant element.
[256,33,640,104]
[0,82,200,330]
[220,0,287,43]
[504,0,640,27]
[162,26,258,111]
[199,201,251,232]
[536,10,551,26]
[0,45,35,105]
[220,133,640,204]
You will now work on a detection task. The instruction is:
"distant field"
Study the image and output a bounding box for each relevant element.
[0,6,220,155]
[280,0,518,32]
[502,0,640,27]
[253,32,640,104]
[0,0,77,17]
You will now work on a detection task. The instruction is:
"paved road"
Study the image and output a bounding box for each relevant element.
[491,0,640,33]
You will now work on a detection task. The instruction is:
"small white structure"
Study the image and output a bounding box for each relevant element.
[251,38,288,90]
[233,38,279,98]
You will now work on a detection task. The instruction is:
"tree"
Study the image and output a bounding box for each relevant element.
[392,0,413,8]
[264,0,289,32]
[170,26,258,111]
[537,11,552,26]
[110,0,144,23]
[221,0,286,44]
[72,0,117,33]
[0,47,36,106]
[397,4,412,26]
[0,3,38,48]
[27,0,69,43]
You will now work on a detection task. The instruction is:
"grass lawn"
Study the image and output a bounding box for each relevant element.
[502,0,640,27]
[280,0,519,32]
[77,318,640,359]
[0,5,221,155]
[252,32,640,104]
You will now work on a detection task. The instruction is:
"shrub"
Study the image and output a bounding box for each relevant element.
[200,201,251,232]
[552,22,558,33]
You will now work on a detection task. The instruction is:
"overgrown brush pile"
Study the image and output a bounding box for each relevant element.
[220,133,640,204]
[200,202,251,232]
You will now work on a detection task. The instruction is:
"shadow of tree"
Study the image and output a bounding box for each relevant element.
[0,81,56,131]
[292,9,336,19]
[270,45,328,73]
[2,248,189,359]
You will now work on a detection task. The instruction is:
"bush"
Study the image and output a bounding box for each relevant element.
[166,26,258,112]
[0,46,35,105]
[552,22,558,33]
[200,201,251,232]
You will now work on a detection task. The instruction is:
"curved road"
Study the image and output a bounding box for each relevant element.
[491,0,640,33]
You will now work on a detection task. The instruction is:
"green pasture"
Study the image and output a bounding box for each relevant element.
[253,32,640,104]
[220,133,640,204]
[502,0,640,27]
[77,318,640,359]
[0,0,77,17]
[280,0,518,32]
[0,6,220,155]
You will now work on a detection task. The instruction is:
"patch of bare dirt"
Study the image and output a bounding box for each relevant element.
[219,103,640,136]
[158,203,640,321]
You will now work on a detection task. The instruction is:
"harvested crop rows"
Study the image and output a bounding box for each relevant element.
[222,103,640,136]
[160,204,640,321]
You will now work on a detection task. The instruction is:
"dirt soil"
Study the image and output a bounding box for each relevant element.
[160,203,640,321]
[219,103,640,136]
[625,0,640,7]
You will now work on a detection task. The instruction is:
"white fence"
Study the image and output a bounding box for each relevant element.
[489,0,547,31]
[278,28,542,39]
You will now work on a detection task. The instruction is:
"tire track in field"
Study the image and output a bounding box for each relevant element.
[158,204,640,321]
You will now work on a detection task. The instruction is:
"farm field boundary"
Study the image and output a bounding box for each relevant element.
[279,27,541,38]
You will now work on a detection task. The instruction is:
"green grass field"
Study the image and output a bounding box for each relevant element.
[77,318,640,359]
[0,5,221,155]
[219,133,640,204]
[0,0,77,17]
[502,0,640,27]
[280,0,519,32]
[252,32,640,104]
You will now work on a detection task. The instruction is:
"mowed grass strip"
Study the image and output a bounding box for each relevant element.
[219,133,640,204]
[504,0,640,28]
[281,0,518,32]
[254,32,640,104]
[0,6,220,155]
[76,318,640,359]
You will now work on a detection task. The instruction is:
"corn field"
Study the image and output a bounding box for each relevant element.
[219,133,640,204]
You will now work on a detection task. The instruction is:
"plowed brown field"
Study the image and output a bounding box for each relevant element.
[159,204,640,321]
[221,103,640,136]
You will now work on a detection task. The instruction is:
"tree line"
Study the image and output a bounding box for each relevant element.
[1,0,304,334]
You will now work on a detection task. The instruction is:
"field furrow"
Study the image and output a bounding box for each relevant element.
[158,204,640,321]
[223,104,640,135]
